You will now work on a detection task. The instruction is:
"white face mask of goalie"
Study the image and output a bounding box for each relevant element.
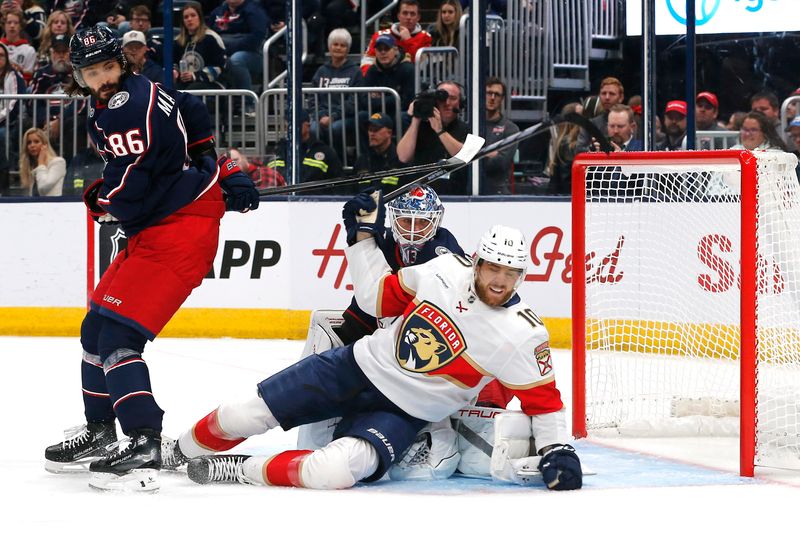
[387,186,444,265]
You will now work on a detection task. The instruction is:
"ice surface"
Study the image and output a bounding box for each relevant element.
[3,337,798,532]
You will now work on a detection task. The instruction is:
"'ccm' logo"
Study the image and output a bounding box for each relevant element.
[102,295,123,306]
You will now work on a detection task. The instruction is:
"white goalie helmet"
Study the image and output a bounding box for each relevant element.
[386,185,444,264]
[474,225,529,290]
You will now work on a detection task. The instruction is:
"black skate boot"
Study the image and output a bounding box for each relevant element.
[188,455,252,485]
[45,422,117,474]
[161,435,188,471]
[88,429,161,492]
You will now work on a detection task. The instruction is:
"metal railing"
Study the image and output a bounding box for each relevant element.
[695,130,741,150]
[548,0,591,90]
[184,89,261,155]
[591,0,622,40]
[360,0,399,53]
[262,20,308,90]
[260,86,402,173]
[414,46,459,94]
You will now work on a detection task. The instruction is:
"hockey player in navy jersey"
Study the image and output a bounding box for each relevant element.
[164,193,582,491]
[43,25,259,492]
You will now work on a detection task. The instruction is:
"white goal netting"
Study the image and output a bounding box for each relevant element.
[580,151,800,470]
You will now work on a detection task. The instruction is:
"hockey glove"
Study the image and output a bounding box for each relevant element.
[82,179,119,224]
[341,188,385,245]
[537,444,582,491]
[218,156,260,213]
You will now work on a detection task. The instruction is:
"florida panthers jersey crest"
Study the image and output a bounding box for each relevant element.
[345,239,563,422]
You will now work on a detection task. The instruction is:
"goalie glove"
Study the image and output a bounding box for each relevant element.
[537,444,582,491]
[217,156,260,213]
[341,188,385,245]
[82,179,119,224]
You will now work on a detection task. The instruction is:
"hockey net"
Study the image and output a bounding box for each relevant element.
[571,150,800,476]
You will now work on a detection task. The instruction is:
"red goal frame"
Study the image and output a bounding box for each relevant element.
[570,150,759,477]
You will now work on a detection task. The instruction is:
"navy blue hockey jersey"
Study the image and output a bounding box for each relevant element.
[88,74,218,236]
[344,227,465,333]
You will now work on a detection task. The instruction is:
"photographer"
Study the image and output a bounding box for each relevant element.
[590,104,642,152]
[397,80,468,194]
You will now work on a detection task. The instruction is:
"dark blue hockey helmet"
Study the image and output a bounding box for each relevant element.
[70,25,126,87]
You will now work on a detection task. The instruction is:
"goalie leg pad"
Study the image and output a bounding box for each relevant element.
[451,406,506,477]
[389,419,460,481]
[299,310,346,360]
[490,411,532,483]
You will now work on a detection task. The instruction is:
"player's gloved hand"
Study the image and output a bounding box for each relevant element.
[537,444,582,490]
[82,178,119,224]
[218,156,259,213]
[341,188,385,245]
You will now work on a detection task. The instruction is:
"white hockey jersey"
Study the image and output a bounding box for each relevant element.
[345,238,565,449]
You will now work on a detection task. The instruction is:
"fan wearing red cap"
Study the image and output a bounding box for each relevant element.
[696,92,724,131]
[659,100,688,151]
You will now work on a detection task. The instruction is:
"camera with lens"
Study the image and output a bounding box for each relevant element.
[413,89,449,119]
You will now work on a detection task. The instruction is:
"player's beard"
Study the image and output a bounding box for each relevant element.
[92,81,121,104]
[474,275,516,307]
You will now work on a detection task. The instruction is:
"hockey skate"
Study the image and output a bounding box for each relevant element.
[187,455,252,485]
[161,435,188,472]
[88,429,161,492]
[45,421,118,474]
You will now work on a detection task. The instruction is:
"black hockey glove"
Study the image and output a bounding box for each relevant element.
[538,444,582,491]
[218,156,260,213]
[82,178,119,224]
[342,188,385,245]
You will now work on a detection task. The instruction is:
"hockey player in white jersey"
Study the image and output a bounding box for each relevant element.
[165,191,582,491]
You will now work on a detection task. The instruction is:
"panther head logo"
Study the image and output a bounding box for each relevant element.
[401,327,448,372]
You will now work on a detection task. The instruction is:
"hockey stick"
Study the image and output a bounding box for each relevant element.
[256,141,485,197]
[383,112,611,201]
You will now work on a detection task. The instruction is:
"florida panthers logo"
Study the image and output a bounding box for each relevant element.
[396,301,466,373]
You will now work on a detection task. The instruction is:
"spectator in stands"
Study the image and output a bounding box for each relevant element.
[37,10,74,67]
[127,5,162,62]
[576,77,625,153]
[785,116,800,155]
[2,8,37,82]
[627,94,644,138]
[397,80,468,194]
[175,2,226,90]
[695,91,727,150]
[546,101,581,195]
[362,34,415,127]
[727,111,747,132]
[31,34,73,126]
[428,0,461,49]
[750,90,780,126]
[1,0,46,48]
[122,30,162,83]
[63,140,104,196]
[353,112,402,192]
[360,0,432,76]
[601,104,642,152]
[734,111,788,152]
[208,0,267,92]
[51,0,118,30]
[309,28,362,158]
[19,127,66,196]
[657,100,688,151]
[482,76,519,195]
[268,109,343,187]
[0,42,25,154]
[229,147,286,188]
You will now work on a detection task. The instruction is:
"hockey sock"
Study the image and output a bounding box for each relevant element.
[182,409,247,457]
[103,349,164,434]
[260,450,312,487]
[81,352,115,422]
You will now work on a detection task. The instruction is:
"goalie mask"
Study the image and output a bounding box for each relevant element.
[387,185,444,264]
[472,225,528,305]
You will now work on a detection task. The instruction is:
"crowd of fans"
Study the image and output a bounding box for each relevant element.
[0,0,798,198]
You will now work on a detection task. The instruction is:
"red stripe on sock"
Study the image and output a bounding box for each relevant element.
[263,450,312,487]
[191,409,246,452]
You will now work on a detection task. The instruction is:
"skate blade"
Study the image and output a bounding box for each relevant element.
[88,469,160,492]
[45,458,94,474]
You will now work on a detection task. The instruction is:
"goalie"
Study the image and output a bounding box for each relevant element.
[163,191,581,491]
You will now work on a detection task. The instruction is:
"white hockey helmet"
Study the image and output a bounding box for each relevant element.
[474,225,529,290]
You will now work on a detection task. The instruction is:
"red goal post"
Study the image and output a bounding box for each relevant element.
[571,149,800,477]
